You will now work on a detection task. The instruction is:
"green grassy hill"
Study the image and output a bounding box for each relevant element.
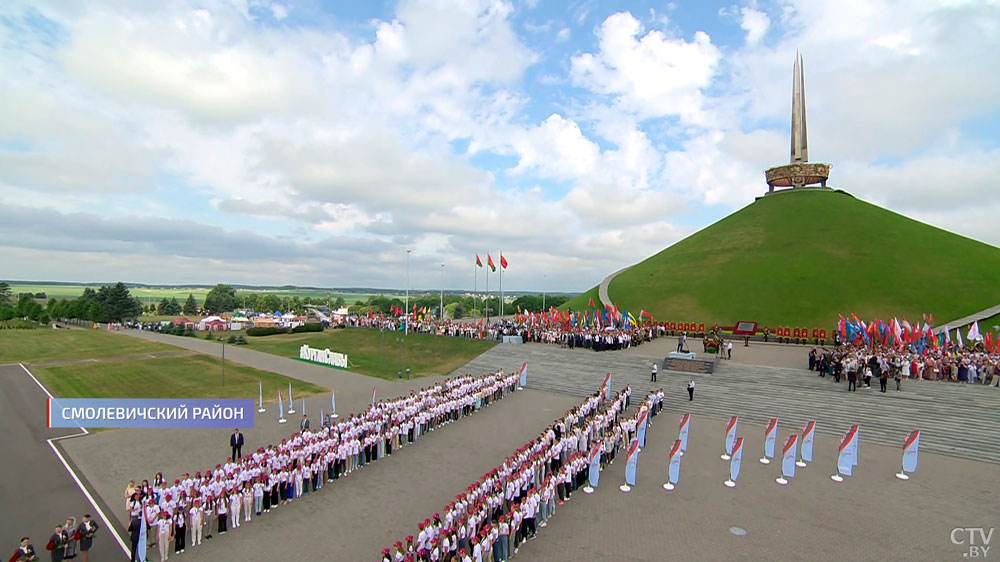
[565,190,1000,329]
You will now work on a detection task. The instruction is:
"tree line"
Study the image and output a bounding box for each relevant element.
[0,281,573,325]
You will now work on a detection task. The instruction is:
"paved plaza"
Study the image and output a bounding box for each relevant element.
[13,331,1000,561]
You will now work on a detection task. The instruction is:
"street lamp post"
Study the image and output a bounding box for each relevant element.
[218,337,226,387]
[440,263,445,320]
[405,249,411,335]
[542,274,546,311]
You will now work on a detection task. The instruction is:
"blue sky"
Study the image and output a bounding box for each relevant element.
[2,0,999,291]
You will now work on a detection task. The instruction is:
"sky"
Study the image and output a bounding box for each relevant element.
[2,0,999,292]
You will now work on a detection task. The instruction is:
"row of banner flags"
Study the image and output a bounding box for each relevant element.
[511,302,655,331]
[583,412,920,493]
[258,362,529,427]
[838,313,998,353]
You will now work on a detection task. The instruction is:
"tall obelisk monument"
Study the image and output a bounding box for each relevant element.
[790,50,807,164]
[765,51,830,193]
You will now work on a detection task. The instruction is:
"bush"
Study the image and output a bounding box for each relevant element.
[228,335,248,345]
[182,328,196,337]
[246,327,289,337]
[205,331,215,340]
[0,319,39,330]
[291,322,324,334]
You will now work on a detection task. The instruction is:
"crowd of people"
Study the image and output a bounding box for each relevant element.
[346,315,668,353]
[808,342,1000,390]
[119,369,521,562]
[378,382,667,562]
[8,515,99,562]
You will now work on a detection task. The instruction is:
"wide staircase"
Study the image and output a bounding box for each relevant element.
[451,343,1000,464]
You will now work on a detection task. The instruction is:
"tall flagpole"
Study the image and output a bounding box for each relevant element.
[486,258,490,326]
[499,249,503,317]
[474,254,477,317]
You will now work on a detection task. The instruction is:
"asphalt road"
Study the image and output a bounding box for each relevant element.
[0,364,127,561]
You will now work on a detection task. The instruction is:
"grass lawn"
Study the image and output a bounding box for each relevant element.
[32,354,324,400]
[597,190,1000,329]
[0,328,176,364]
[559,286,601,312]
[245,327,497,380]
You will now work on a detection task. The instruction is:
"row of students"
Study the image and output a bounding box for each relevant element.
[381,379,654,562]
[124,369,522,561]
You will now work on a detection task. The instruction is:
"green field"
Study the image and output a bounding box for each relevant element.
[244,327,497,380]
[32,354,324,400]
[4,283,385,304]
[0,328,175,364]
[573,190,1000,329]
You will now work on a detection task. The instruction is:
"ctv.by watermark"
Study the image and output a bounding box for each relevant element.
[952,527,994,558]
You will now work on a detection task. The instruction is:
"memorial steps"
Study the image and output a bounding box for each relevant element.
[451,344,1000,464]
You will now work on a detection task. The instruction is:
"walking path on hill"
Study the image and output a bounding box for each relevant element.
[451,343,1000,464]
[597,265,631,308]
[934,302,1000,333]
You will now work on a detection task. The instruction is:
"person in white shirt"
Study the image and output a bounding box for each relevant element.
[188,499,203,547]
[155,512,173,562]
[688,379,695,401]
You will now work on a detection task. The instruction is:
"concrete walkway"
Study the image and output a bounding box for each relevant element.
[598,265,631,308]
[935,303,1000,333]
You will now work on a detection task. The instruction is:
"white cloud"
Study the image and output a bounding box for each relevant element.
[2,0,1000,292]
[740,7,769,45]
[570,11,722,124]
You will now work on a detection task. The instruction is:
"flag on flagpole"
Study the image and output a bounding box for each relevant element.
[678,413,691,453]
[800,420,816,463]
[278,390,286,423]
[137,500,147,562]
[728,437,744,485]
[625,438,639,486]
[780,434,798,481]
[500,253,508,270]
[902,430,920,474]
[476,254,483,268]
[837,425,858,476]
[331,387,337,417]
[956,328,964,348]
[722,415,738,460]
[487,254,496,272]
[258,380,265,412]
[371,386,377,407]
[287,382,295,413]
[587,443,601,488]
[761,418,778,463]
[519,362,527,388]
[667,439,682,486]
[968,321,981,341]
[589,297,596,308]
[636,407,649,449]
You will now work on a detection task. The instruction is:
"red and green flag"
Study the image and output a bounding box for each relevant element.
[476,254,483,268]
[487,254,496,272]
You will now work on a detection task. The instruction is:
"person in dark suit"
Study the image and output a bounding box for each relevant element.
[8,537,38,562]
[75,515,98,562]
[127,517,141,562]
[46,526,63,562]
[230,429,244,460]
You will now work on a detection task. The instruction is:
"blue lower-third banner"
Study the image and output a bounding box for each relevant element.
[48,398,256,428]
